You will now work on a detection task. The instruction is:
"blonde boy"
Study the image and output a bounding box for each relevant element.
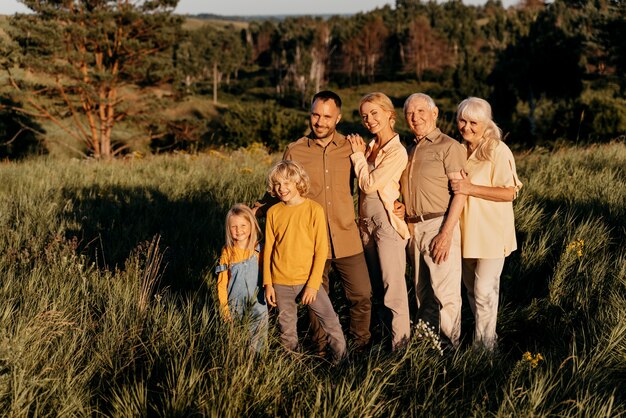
[264,160,347,361]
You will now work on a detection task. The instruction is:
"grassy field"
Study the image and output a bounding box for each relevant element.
[0,142,624,416]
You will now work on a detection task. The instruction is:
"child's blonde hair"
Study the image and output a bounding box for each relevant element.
[267,160,310,198]
[224,204,261,254]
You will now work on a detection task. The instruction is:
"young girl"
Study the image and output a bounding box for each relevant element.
[215,204,268,352]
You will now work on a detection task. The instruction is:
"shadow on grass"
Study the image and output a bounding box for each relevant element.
[495,193,625,358]
[61,185,230,292]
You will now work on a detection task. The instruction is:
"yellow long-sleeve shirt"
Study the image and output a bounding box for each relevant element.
[263,198,329,291]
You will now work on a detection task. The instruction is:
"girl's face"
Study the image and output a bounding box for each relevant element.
[229,214,251,248]
[360,101,392,135]
[457,115,487,145]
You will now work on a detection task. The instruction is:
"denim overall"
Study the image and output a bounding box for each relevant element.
[215,245,268,352]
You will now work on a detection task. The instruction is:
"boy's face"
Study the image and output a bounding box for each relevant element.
[273,177,302,206]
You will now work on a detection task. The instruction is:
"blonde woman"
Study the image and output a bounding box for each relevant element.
[347,92,410,350]
[451,97,523,351]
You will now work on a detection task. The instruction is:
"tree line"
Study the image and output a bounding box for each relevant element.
[0,0,624,159]
[200,0,625,146]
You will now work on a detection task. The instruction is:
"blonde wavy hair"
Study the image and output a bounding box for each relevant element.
[456,97,502,162]
[360,92,397,129]
[267,160,310,198]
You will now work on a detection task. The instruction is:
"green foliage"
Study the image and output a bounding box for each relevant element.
[174,23,248,101]
[0,143,624,414]
[2,0,625,158]
[6,0,183,159]
[215,101,307,151]
[577,89,626,141]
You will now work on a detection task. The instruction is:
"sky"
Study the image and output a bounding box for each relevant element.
[1,0,516,16]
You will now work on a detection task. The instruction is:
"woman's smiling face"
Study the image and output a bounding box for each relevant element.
[360,101,391,135]
[457,116,487,145]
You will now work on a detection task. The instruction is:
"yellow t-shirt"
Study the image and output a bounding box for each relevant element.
[263,198,329,290]
[460,141,523,259]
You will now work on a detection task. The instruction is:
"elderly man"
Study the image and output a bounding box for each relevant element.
[254,90,372,353]
[399,93,467,348]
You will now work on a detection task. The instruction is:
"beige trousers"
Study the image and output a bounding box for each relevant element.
[359,212,410,350]
[462,257,505,351]
[407,217,462,347]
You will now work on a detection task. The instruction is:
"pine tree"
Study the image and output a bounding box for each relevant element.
[7,0,182,159]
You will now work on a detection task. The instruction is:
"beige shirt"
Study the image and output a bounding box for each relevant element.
[351,134,410,239]
[283,133,363,259]
[400,128,466,216]
[460,141,522,258]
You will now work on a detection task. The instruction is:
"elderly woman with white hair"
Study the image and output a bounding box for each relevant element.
[450,97,523,352]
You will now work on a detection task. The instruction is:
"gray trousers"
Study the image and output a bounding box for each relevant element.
[274,284,347,360]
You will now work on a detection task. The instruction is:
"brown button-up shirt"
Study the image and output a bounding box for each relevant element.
[283,132,363,259]
[400,128,466,217]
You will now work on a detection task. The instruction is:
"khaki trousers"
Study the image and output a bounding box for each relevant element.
[407,217,462,347]
[462,257,505,351]
[359,213,410,350]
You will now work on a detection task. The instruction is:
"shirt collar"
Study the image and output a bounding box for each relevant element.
[369,133,401,154]
[414,128,441,144]
[308,131,344,148]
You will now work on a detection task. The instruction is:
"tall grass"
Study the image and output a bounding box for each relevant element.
[0,142,624,415]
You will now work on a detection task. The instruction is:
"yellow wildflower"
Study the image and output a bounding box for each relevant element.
[521,351,544,368]
[566,239,584,257]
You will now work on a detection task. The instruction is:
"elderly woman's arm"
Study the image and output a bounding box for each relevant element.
[450,171,516,202]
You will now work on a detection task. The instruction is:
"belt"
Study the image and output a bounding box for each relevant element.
[405,212,446,223]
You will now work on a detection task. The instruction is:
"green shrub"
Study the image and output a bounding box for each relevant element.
[213,100,307,151]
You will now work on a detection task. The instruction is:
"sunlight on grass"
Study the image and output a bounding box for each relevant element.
[0,143,623,414]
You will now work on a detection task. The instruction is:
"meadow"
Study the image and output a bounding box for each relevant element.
[0,141,624,416]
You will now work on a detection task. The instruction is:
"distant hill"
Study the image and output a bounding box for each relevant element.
[186,13,349,22]
[181,13,348,30]
[182,17,249,30]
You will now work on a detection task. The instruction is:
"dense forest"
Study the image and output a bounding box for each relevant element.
[0,0,625,159]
